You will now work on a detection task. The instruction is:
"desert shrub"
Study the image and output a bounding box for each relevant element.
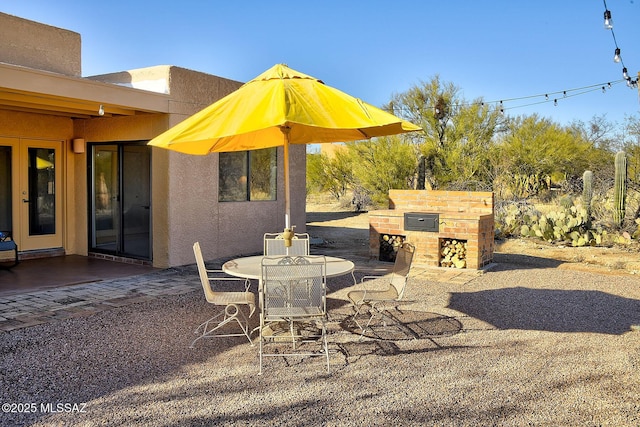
[349,185,373,212]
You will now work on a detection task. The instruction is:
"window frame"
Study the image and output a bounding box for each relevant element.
[218,148,277,202]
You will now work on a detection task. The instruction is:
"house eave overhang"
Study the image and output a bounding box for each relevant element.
[0,62,170,118]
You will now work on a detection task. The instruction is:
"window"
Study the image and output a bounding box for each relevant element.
[218,148,277,201]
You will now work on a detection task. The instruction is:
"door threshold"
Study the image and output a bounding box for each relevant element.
[88,252,152,266]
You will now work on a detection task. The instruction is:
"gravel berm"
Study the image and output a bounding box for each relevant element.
[1,256,640,426]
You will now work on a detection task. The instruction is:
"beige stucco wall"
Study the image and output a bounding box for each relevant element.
[0,12,81,77]
[158,67,307,267]
[178,143,307,266]
[0,109,78,252]
[1,41,308,268]
[89,65,308,267]
[0,110,162,258]
[72,113,170,259]
[0,110,73,140]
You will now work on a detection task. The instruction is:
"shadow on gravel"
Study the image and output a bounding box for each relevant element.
[339,309,463,341]
[335,339,472,363]
[493,253,565,270]
[306,211,366,223]
[448,287,640,334]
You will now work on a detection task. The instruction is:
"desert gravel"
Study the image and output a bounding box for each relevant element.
[1,258,640,426]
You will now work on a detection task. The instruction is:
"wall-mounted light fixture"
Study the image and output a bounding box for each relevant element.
[72,138,85,154]
[98,105,105,116]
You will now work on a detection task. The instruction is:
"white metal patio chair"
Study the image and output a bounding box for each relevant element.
[347,242,416,338]
[263,232,310,256]
[259,255,329,374]
[190,242,256,348]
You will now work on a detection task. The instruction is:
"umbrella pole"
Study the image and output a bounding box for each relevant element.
[282,126,292,230]
[281,126,294,250]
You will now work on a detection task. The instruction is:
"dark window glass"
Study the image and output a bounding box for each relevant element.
[219,148,276,202]
[0,146,11,231]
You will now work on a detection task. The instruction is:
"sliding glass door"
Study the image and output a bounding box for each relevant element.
[90,143,151,260]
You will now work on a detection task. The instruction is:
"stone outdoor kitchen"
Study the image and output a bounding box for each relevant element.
[369,190,495,269]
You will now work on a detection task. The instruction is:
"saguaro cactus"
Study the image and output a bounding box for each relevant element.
[613,151,627,227]
[582,170,593,213]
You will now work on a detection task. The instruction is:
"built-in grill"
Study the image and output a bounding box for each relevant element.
[404,212,439,232]
[369,190,495,269]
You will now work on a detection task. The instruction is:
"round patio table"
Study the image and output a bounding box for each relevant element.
[222,255,355,283]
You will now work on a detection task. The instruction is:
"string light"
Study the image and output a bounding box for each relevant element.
[467,81,624,111]
[388,79,626,116]
[386,4,638,117]
[603,9,613,29]
[603,0,637,88]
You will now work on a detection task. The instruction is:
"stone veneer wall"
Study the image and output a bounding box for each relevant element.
[369,190,495,269]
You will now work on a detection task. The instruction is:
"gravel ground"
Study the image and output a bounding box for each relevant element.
[1,256,640,427]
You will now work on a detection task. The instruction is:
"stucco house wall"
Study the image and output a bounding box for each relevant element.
[89,65,307,267]
[0,12,81,77]
[0,13,307,269]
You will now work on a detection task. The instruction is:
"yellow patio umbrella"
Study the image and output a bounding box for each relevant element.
[148,64,421,244]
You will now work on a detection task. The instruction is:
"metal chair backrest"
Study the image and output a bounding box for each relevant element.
[263,232,310,256]
[389,242,415,299]
[193,242,217,302]
[261,255,326,318]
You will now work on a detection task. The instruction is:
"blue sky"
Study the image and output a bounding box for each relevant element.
[3,0,640,128]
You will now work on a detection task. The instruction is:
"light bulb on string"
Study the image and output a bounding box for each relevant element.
[623,67,629,79]
[604,10,613,29]
[614,48,621,63]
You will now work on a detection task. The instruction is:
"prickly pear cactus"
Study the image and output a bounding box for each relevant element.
[613,151,627,228]
[519,206,604,246]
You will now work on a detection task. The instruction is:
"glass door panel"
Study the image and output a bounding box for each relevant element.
[19,140,63,251]
[27,147,56,235]
[92,145,119,252]
[122,145,150,259]
[90,143,150,260]
[0,146,12,232]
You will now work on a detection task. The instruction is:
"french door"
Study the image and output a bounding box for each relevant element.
[89,143,151,260]
[0,137,63,251]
